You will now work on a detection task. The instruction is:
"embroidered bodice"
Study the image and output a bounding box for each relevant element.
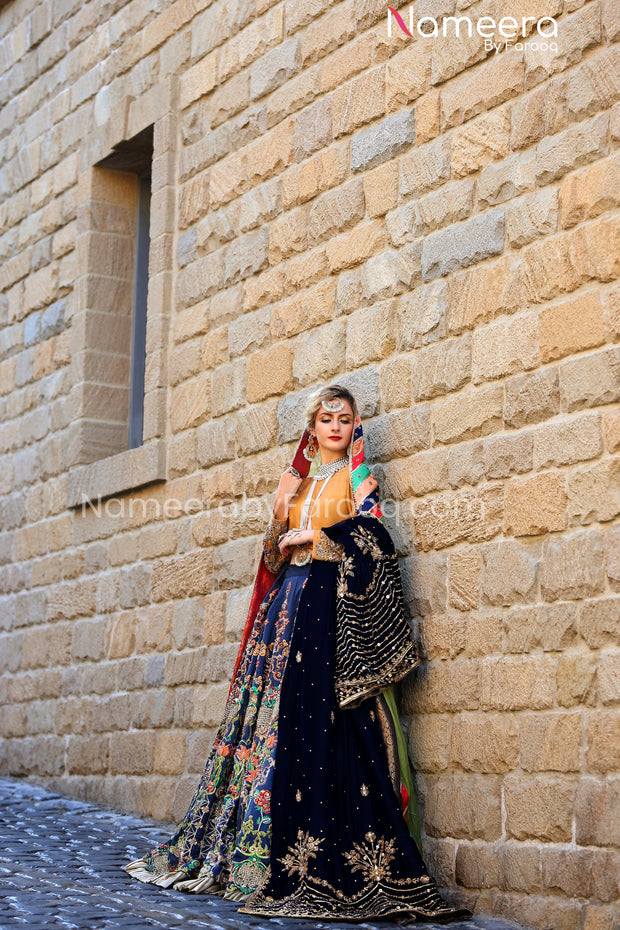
[263,466,355,572]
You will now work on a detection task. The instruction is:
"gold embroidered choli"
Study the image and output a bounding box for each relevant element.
[263,467,354,572]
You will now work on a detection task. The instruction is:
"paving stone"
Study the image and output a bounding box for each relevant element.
[0,778,524,930]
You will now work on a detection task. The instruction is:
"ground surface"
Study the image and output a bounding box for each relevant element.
[0,778,526,930]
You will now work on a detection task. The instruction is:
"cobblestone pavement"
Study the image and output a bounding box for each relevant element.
[0,778,525,930]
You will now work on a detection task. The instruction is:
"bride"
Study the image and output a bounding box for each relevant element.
[125,383,470,923]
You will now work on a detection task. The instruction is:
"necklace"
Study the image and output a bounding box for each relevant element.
[313,455,349,480]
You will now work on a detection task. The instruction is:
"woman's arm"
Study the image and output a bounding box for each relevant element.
[262,468,303,573]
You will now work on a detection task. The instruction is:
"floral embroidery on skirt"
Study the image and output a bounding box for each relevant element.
[128,565,308,897]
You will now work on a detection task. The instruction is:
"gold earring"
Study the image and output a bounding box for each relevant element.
[303,433,318,461]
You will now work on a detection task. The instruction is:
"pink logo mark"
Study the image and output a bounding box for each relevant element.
[388,6,414,37]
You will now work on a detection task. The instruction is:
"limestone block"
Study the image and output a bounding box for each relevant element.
[560,347,620,413]
[414,485,501,552]
[504,472,567,537]
[245,119,295,187]
[432,383,504,445]
[579,598,620,649]
[568,45,620,123]
[424,775,502,840]
[560,152,620,229]
[447,253,521,335]
[179,52,217,109]
[224,228,269,287]
[519,712,581,773]
[606,523,620,592]
[294,96,332,161]
[482,540,539,606]
[151,550,213,602]
[400,550,447,620]
[586,709,620,773]
[478,150,536,208]
[154,731,187,776]
[72,618,107,662]
[196,418,235,468]
[55,697,93,736]
[308,178,365,245]
[351,108,415,173]
[108,613,136,659]
[417,613,466,661]
[332,66,385,137]
[506,186,559,248]
[396,280,446,349]
[365,407,431,463]
[421,208,505,281]
[282,143,349,209]
[247,341,293,402]
[505,601,578,655]
[465,610,503,659]
[170,339,202,387]
[233,400,278,455]
[292,318,345,387]
[23,263,59,314]
[271,279,336,339]
[455,840,500,890]
[170,372,211,432]
[238,180,281,234]
[345,303,395,367]
[385,39,432,112]
[541,529,605,601]
[110,731,156,775]
[176,252,225,308]
[250,37,300,100]
[533,413,603,469]
[482,433,533,481]
[379,355,413,413]
[504,774,575,842]
[134,604,173,654]
[535,113,609,186]
[448,549,481,611]
[481,654,555,711]
[46,579,98,622]
[557,653,597,708]
[575,777,620,848]
[363,161,399,218]
[408,713,451,773]
[451,110,511,179]
[540,291,606,363]
[568,459,620,526]
[451,713,519,773]
[440,50,523,129]
[325,219,385,273]
[282,247,330,293]
[399,137,450,198]
[211,359,247,417]
[67,735,109,775]
[269,207,307,264]
[320,32,373,94]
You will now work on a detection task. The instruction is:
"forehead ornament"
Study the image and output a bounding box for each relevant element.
[321,397,345,412]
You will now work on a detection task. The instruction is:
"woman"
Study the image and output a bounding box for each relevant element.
[125,384,470,923]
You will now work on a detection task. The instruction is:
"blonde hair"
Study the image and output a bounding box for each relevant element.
[304,384,357,431]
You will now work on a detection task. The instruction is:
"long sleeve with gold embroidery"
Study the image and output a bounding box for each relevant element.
[262,514,289,573]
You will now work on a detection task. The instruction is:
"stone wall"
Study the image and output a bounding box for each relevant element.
[0,0,619,927]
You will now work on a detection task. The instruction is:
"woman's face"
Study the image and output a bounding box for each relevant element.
[312,400,354,460]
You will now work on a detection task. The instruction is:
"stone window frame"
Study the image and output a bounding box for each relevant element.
[66,87,176,509]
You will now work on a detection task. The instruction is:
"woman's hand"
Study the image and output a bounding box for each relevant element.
[278,528,314,556]
[273,468,303,521]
